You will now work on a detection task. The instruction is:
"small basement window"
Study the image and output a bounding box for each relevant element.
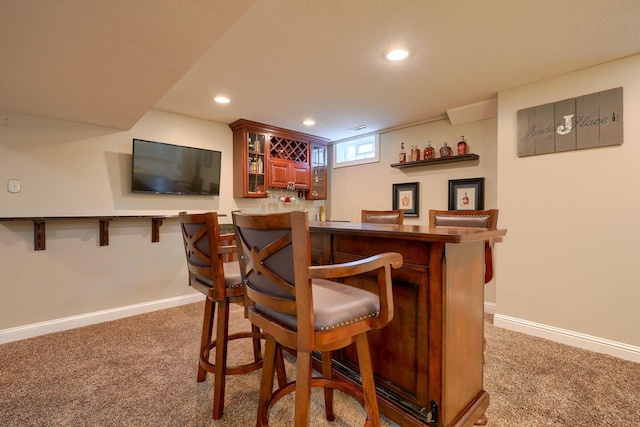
[332,134,380,168]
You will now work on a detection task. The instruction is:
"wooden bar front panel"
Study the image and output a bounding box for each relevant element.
[308,222,505,427]
[330,234,430,411]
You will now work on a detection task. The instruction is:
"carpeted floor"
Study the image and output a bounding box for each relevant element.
[1,302,639,426]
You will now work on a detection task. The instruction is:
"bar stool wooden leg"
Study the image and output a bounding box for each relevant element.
[198,298,215,382]
[275,346,287,387]
[294,351,313,426]
[321,351,335,421]
[257,335,278,427]
[356,333,380,427]
[249,324,287,387]
[212,299,230,419]
[251,323,262,362]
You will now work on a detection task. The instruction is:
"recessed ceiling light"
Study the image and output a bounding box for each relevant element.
[302,119,315,126]
[214,96,230,104]
[386,49,409,61]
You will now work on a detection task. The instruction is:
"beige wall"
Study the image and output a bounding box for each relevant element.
[0,109,239,217]
[329,118,498,220]
[0,109,320,338]
[329,117,499,301]
[496,54,640,360]
[0,110,237,332]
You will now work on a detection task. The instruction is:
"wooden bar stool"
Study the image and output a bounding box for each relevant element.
[179,211,285,419]
[233,210,403,426]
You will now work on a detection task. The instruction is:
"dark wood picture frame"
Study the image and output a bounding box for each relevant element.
[393,182,419,217]
[448,177,485,210]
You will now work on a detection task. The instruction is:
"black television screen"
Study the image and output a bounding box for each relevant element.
[131,139,222,196]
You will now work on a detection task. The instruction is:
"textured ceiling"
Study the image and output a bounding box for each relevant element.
[0,0,255,130]
[1,0,640,141]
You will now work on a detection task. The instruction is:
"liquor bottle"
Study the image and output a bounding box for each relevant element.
[457,135,468,155]
[440,142,452,158]
[257,156,263,173]
[411,145,420,161]
[423,141,435,160]
[399,143,407,163]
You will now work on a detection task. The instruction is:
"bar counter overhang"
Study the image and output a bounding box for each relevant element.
[308,220,507,427]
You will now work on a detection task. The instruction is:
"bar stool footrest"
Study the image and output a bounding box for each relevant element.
[200,330,265,375]
[260,377,373,426]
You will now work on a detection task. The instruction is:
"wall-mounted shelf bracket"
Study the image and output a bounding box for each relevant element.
[0,215,177,251]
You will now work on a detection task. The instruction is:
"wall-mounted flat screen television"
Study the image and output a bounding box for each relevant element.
[131,139,222,196]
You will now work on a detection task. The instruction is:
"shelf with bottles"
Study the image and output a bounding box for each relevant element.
[230,121,269,197]
[391,136,478,169]
[390,153,479,168]
[246,132,266,195]
[247,132,266,173]
[247,156,264,175]
[308,142,327,200]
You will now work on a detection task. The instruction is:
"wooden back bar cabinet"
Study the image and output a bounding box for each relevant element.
[308,221,507,427]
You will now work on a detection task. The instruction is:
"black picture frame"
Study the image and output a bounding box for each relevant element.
[448,178,485,210]
[392,182,419,217]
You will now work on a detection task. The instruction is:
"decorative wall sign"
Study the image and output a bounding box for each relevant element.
[517,87,623,157]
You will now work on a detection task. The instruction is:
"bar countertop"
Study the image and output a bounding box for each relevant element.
[308,220,506,244]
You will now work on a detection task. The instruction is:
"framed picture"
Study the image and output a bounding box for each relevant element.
[448,178,485,210]
[393,182,419,217]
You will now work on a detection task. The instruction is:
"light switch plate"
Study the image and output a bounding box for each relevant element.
[7,179,20,193]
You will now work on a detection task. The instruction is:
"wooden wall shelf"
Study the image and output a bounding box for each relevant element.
[390,153,479,169]
[0,215,178,251]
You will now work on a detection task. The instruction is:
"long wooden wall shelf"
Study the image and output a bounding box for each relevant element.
[390,153,479,169]
[0,215,178,251]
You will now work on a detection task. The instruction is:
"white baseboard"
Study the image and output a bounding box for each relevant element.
[0,293,205,345]
[493,313,640,364]
[484,301,496,314]
[6,297,638,365]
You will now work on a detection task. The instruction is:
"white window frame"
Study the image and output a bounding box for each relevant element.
[332,133,380,168]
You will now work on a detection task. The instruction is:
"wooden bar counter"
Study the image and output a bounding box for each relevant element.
[308,221,507,427]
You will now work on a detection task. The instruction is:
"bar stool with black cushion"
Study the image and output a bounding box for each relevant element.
[428,209,499,283]
[361,209,404,225]
[233,210,403,427]
[179,211,285,420]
